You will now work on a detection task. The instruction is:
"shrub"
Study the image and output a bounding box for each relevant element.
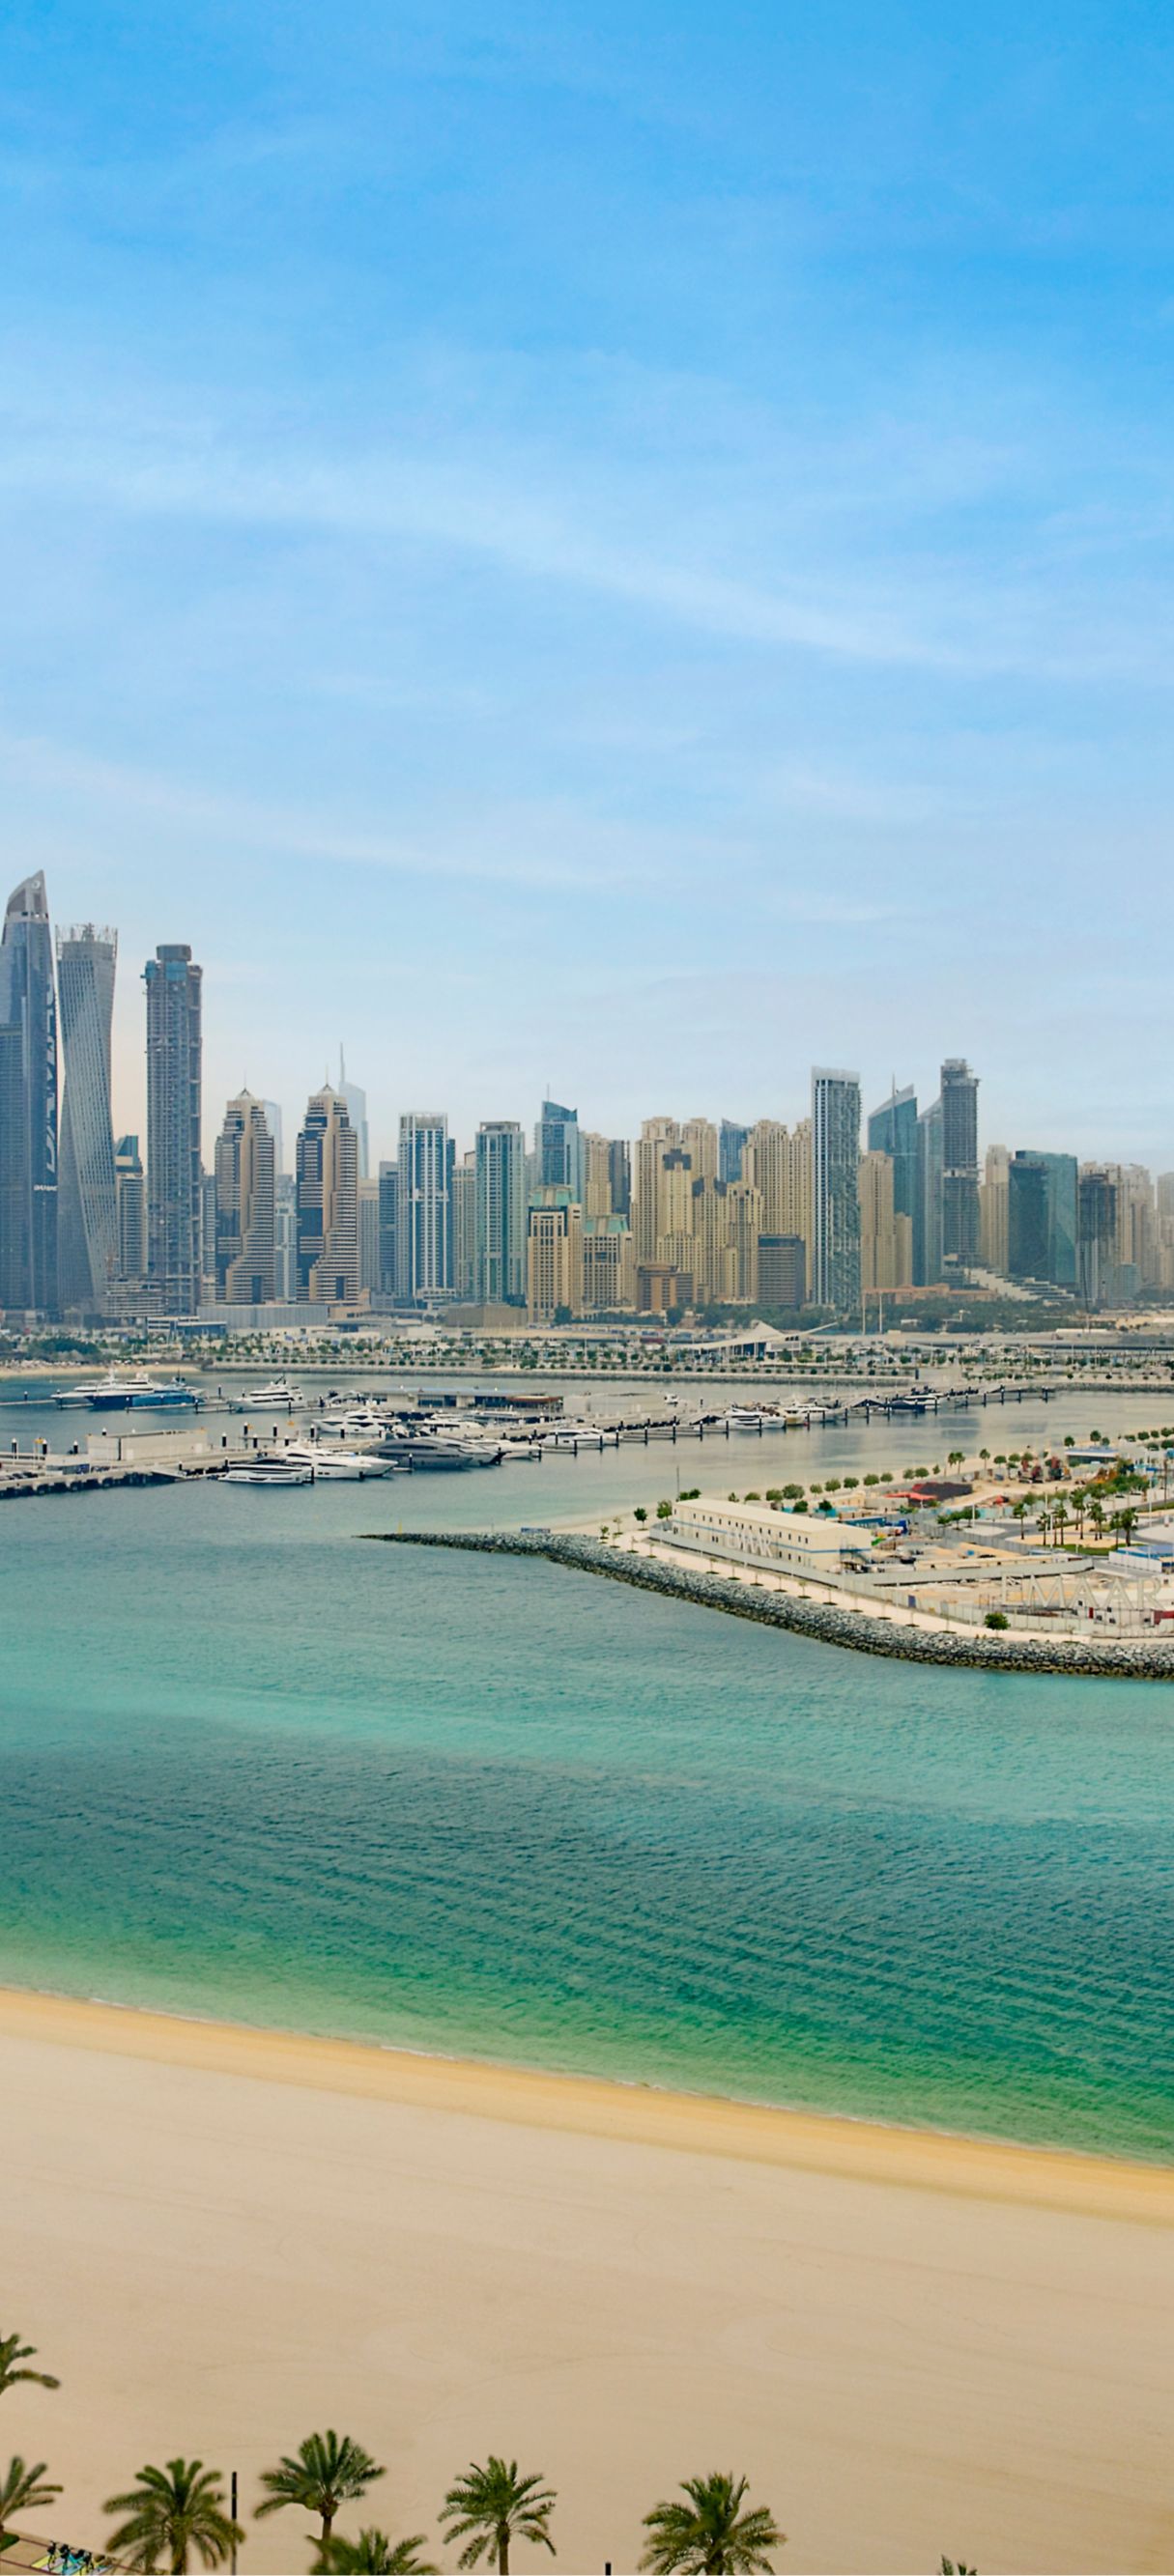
[634,1506,647,1523]
[985,1610,1009,1630]
[656,1499,673,1519]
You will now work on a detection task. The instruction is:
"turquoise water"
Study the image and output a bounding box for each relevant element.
[2,1379,1172,2158]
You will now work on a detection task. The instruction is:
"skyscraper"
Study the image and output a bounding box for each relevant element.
[397,1113,451,1299]
[451,1149,477,1300]
[867,1085,918,1223]
[527,1187,583,1323]
[916,1094,943,1285]
[535,1098,582,1200]
[378,1161,398,1296]
[981,1144,1010,1274]
[0,873,58,1315]
[607,1137,631,1219]
[145,943,202,1316]
[811,1069,861,1316]
[336,1049,369,1179]
[296,1087,359,1304]
[215,1092,275,1304]
[1008,1151,1078,1289]
[56,924,118,1313]
[940,1058,981,1264]
[719,1120,749,1186]
[475,1119,527,1304]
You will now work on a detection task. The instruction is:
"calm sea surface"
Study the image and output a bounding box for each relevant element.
[2,1374,1172,2158]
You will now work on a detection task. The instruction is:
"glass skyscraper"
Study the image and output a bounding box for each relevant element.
[0,872,58,1315]
[56,923,118,1313]
[475,1119,527,1305]
[811,1067,861,1316]
[940,1058,981,1265]
[397,1112,452,1299]
[536,1098,582,1200]
[145,943,203,1316]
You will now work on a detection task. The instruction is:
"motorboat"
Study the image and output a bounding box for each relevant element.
[56,1370,200,1411]
[129,1375,201,1409]
[56,1372,135,1409]
[224,1454,313,1486]
[283,1443,391,1481]
[240,1378,299,1409]
[725,1405,770,1430]
[372,1425,501,1470]
[317,1405,390,1438]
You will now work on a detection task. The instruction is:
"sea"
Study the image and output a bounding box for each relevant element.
[2,1372,1172,2161]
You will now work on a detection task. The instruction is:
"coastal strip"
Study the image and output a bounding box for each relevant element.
[366,1527,1174,1676]
[0,1983,1170,2221]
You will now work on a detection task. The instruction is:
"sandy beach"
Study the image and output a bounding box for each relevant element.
[1,1988,1171,2576]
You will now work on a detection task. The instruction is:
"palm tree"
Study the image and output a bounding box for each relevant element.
[0,2335,60,2400]
[0,2454,62,2552]
[1089,1495,1105,1542]
[440,2458,556,2574]
[641,2471,785,2575]
[257,2432,385,2562]
[104,2457,243,2573]
[322,2534,438,2575]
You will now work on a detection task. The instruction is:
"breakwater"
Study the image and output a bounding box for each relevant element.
[368,1528,1174,1678]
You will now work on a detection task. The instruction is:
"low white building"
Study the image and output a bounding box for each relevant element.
[666,1497,848,1579]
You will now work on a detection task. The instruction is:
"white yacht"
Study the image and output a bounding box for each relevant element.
[224,1453,313,1486]
[56,1371,134,1409]
[241,1378,299,1409]
[283,1443,391,1481]
[725,1405,770,1430]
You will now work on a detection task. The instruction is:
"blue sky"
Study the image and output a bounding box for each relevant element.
[1,0,1172,1165]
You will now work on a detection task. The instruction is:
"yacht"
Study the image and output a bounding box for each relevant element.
[240,1379,299,1410]
[283,1443,392,1482]
[317,1404,390,1438]
[129,1376,201,1409]
[725,1405,770,1430]
[56,1371,135,1409]
[373,1424,501,1470]
[224,1453,313,1486]
[56,1371,199,1411]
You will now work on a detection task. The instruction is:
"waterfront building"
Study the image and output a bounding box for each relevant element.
[669,1494,848,1581]
[475,1119,526,1304]
[759,1234,807,1309]
[527,1186,583,1322]
[336,1049,369,1179]
[607,1137,631,1218]
[636,1260,690,1314]
[727,1178,762,1303]
[916,1094,943,1285]
[397,1112,451,1299]
[215,1092,275,1305]
[358,1177,381,1295]
[719,1119,749,1186]
[582,1214,635,1312]
[56,923,118,1313]
[1008,1150,1078,1290]
[0,872,58,1316]
[115,1135,145,1290]
[867,1085,918,1230]
[1115,1164,1159,1288]
[451,1149,477,1301]
[940,1058,981,1264]
[378,1160,398,1295]
[581,1130,613,1218]
[859,1148,900,1296]
[535,1098,582,1201]
[981,1145,1010,1275]
[811,1069,861,1316]
[296,1086,359,1304]
[144,942,202,1316]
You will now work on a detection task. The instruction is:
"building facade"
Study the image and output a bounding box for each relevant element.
[475,1119,527,1304]
[215,1091,276,1305]
[397,1113,451,1300]
[811,1069,861,1316]
[55,923,118,1313]
[115,1135,146,1291]
[0,872,58,1316]
[527,1186,583,1322]
[296,1086,359,1304]
[145,942,202,1316]
[940,1058,981,1265]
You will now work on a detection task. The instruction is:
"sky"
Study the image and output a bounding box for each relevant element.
[1,0,1172,1168]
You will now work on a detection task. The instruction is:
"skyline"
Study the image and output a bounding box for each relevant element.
[1,4,1172,1161]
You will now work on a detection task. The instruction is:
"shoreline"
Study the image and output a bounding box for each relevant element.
[1,1982,1170,2224]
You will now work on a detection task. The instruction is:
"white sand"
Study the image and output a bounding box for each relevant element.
[1,1989,1171,2575]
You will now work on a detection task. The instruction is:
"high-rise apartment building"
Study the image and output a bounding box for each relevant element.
[940,1059,981,1264]
[358,1179,381,1296]
[759,1235,807,1308]
[144,943,202,1316]
[859,1149,900,1296]
[261,1101,285,1176]
[55,923,118,1314]
[215,1092,275,1305]
[475,1120,526,1304]
[726,1179,762,1303]
[811,1069,861,1316]
[273,1172,296,1301]
[681,1118,719,1182]
[296,1087,359,1304]
[633,1118,678,1264]
[535,1099,582,1201]
[451,1149,477,1301]
[397,1113,451,1300]
[115,1135,146,1291]
[607,1138,631,1219]
[0,872,58,1316]
[719,1120,749,1186]
[1008,1151,1077,1289]
[690,1175,735,1306]
[868,1085,918,1237]
[378,1161,398,1296]
[916,1095,943,1285]
[743,1118,811,1295]
[581,1215,634,1312]
[1078,1166,1118,1309]
[981,1145,1010,1275]
[581,1132,613,1219]
[527,1186,583,1323]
